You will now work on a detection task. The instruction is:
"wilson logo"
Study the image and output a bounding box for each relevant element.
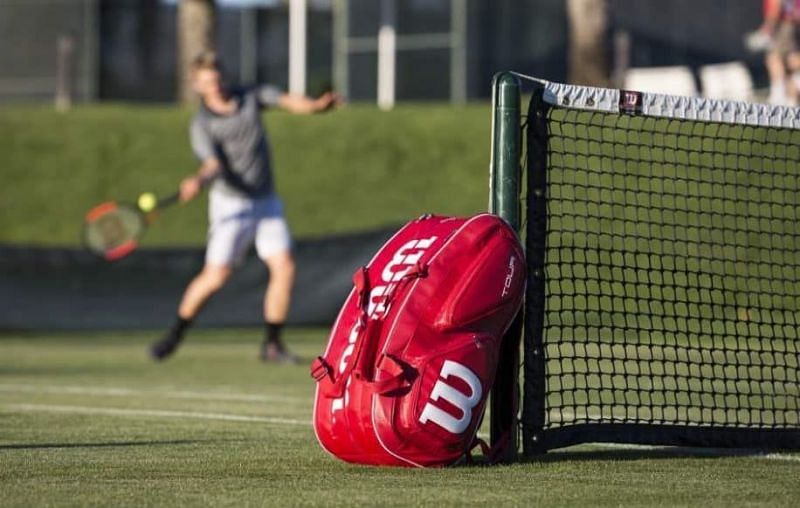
[331,318,362,413]
[418,361,482,434]
[502,255,516,298]
[367,236,437,318]
[332,235,437,414]
[619,90,643,115]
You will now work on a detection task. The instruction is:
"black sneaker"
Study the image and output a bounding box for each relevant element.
[260,341,299,364]
[150,334,182,361]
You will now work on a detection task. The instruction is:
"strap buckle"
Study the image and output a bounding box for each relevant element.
[310,356,333,382]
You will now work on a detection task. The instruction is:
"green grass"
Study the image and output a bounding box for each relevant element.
[0,103,490,246]
[1,330,799,507]
[3,98,800,505]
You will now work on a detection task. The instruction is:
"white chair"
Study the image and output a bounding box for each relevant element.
[699,61,754,102]
[624,66,698,96]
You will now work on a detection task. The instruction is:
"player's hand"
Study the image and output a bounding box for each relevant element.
[314,92,344,113]
[179,176,202,202]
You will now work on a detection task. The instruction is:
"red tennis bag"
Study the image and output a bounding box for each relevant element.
[311,213,525,467]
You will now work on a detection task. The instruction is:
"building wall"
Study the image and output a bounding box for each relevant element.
[613,0,763,78]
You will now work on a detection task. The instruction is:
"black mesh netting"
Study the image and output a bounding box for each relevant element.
[524,91,800,451]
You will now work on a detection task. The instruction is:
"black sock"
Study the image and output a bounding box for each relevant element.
[170,316,192,341]
[264,321,284,346]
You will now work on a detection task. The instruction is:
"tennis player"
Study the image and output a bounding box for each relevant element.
[150,51,340,363]
[761,0,800,105]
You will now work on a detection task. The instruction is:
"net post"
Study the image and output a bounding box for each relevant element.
[489,71,522,462]
[522,85,548,456]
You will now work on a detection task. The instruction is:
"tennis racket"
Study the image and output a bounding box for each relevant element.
[83,191,180,261]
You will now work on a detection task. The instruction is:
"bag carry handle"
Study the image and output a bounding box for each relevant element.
[311,267,374,396]
[311,263,425,397]
[365,353,416,394]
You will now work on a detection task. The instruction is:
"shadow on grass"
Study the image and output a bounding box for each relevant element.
[517,446,788,463]
[0,365,143,376]
[0,439,233,450]
[382,445,783,469]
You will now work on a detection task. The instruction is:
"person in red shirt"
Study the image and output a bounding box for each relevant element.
[760,0,800,105]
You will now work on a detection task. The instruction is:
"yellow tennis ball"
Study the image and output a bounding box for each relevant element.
[138,192,157,212]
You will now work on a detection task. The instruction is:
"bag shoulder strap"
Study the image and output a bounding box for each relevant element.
[311,262,427,397]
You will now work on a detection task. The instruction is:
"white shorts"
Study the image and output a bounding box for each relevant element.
[206,191,292,266]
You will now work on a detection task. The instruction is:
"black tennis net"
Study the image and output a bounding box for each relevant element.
[522,79,800,453]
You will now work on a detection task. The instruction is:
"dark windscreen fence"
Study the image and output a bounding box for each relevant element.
[0,227,396,331]
[522,78,800,453]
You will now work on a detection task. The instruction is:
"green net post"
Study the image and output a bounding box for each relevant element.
[489,72,522,462]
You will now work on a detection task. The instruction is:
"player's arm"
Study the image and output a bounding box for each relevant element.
[180,119,221,202]
[257,83,341,114]
[762,0,782,33]
[179,158,221,202]
[277,91,342,115]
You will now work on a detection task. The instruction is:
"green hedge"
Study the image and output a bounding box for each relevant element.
[0,103,491,245]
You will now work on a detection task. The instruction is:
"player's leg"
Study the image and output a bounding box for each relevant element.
[150,264,232,360]
[787,50,800,102]
[264,250,296,321]
[766,50,790,105]
[783,24,800,104]
[151,203,255,361]
[768,22,796,105]
[254,203,296,363]
[261,250,296,362]
[178,263,233,318]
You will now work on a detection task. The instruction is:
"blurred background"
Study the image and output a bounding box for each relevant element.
[3,5,800,503]
[0,0,766,106]
[0,0,773,330]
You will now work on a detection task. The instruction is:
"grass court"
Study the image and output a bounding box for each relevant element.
[1,330,798,507]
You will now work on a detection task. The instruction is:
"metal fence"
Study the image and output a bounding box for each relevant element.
[0,0,768,104]
[98,1,333,102]
[0,0,98,103]
[0,0,332,104]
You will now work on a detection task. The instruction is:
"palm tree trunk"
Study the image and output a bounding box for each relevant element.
[177,0,216,104]
[567,0,610,87]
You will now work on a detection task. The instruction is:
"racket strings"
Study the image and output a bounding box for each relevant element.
[84,205,144,256]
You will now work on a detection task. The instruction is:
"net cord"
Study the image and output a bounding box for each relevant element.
[508,72,800,130]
